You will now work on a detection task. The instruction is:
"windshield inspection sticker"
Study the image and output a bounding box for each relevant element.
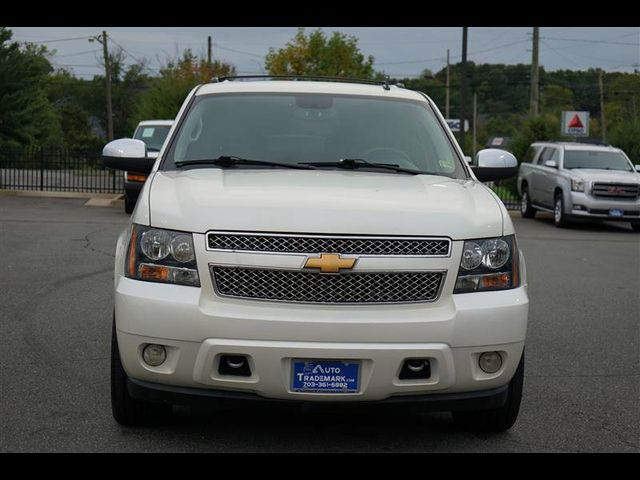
[292,360,360,393]
[141,128,155,138]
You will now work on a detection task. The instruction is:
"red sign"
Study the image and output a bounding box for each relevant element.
[562,111,590,136]
[567,114,584,129]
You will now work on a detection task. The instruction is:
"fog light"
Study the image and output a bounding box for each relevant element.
[478,351,502,374]
[142,344,167,367]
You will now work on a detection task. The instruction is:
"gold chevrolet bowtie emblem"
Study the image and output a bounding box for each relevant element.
[304,253,356,273]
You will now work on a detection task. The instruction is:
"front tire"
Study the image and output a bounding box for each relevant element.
[111,317,173,426]
[520,187,536,218]
[553,193,569,228]
[452,353,524,433]
[631,222,640,232]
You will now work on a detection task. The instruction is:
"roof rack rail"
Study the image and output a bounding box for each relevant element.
[212,75,398,90]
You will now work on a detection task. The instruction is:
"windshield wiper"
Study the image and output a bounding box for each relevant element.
[175,156,317,170]
[299,158,425,175]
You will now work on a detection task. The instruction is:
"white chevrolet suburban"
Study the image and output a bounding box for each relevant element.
[102,77,528,432]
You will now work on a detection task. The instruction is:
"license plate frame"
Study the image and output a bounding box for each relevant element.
[291,359,360,394]
[609,208,624,217]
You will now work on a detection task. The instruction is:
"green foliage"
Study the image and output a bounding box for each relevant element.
[401,73,446,108]
[401,63,640,165]
[111,60,154,137]
[510,114,559,163]
[0,27,62,148]
[543,68,601,115]
[134,50,235,123]
[265,28,378,79]
[541,84,573,112]
[609,116,640,165]
[47,70,103,150]
[604,73,640,164]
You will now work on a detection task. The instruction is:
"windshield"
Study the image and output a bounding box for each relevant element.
[133,125,172,151]
[164,93,466,178]
[563,150,632,172]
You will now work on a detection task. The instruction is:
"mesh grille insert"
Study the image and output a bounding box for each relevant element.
[207,233,450,256]
[211,266,444,304]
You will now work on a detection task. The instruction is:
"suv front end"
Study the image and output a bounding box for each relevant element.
[105,80,529,432]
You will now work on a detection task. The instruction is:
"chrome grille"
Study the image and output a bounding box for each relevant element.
[592,183,639,199]
[207,232,450,256]
[211,267,445,304]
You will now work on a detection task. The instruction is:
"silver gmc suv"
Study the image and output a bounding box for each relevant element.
[517,142,640,230]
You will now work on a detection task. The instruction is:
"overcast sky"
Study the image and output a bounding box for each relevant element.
[8,26,640,79]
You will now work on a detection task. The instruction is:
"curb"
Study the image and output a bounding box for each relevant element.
[0,189,123,208]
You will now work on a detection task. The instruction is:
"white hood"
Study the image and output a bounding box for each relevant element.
[147,169,504,240]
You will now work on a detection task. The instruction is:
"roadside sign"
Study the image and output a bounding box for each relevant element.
[446,119,469,132]
[561,111,590,137]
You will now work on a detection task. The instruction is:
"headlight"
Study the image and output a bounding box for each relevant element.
[571,179,585,192]
[126,224,200,287]
[454,235,519,293]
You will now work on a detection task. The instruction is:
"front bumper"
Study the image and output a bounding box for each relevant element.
[128,377,509,411]
[115,274,528,403]
[569,191,640,220]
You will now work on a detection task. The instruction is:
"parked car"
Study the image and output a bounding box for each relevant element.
[124,120,174,213]
[518,141,640,230]
[102,77,528,432]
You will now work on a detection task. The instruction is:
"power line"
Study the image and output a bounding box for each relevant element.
[107,36,160,75]
[23,35,93,44]
[540,36,639,46]
[541,40,583,68]
[51,63,99,67]
[375,38,530,66]
[55,49,101,58]
[213,43,265,59]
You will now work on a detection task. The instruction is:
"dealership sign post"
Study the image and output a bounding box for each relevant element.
[561,111,590,137]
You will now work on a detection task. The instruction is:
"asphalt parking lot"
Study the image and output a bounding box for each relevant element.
[1,195,638,452]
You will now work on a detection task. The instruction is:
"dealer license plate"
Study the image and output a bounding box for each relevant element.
[291,360,360,393]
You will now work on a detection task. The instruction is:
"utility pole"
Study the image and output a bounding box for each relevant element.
[445,48,450,119]
[459,27,469,148]
[472,90,477,158]
[529,27,540,117]
[89,31,113,141]
[207,35,212,66]
[599,69,606,142]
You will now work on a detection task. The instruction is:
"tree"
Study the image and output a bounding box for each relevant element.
[511,114,559,163]
[540,84,574,113]
[0,27,62,148]
[606,73,640,164]
[265,28,379,79]
[110,57,153,137]
[400,70,446,108]
[47,70,103,150]
[134,49,235,122]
